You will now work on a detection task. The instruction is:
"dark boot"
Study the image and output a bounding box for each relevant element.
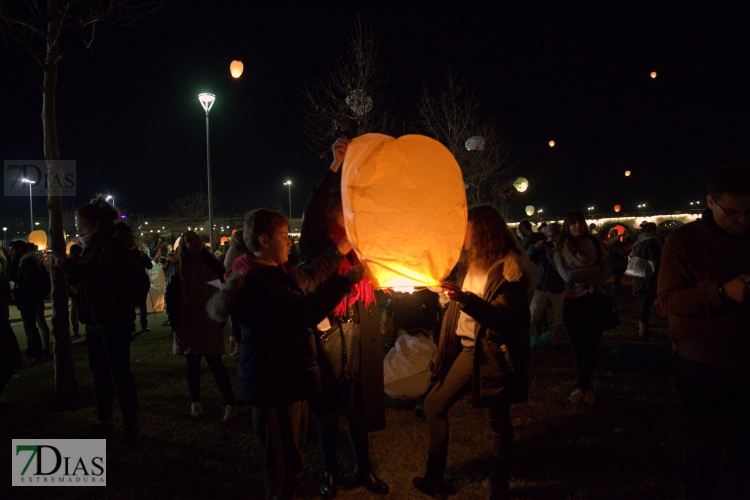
[318,472,337,498]
[489,457,510,500]
[354,465,389,495]
[412,453,448,499]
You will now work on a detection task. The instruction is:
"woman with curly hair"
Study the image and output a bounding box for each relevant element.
[553,211,611,405]
[413,205,539,500]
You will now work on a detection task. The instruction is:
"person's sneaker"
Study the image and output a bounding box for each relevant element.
[123,426,140,445]
[86,422,115,439]
[569,388,584,404]
[223,405,238,423]
[583,389,596,405]
[190,402,205,418]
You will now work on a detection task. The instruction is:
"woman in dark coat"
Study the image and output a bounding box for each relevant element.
[299,138,388,497]
[413,205,539,500]
[55,196,140,444]
[165,231,235,421]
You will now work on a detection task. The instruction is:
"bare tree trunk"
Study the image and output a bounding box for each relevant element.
[43,0,77,399]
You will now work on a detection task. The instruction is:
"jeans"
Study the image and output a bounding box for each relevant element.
[562,293,604,390]
[675,356,750,500]
[185,354,234,405]
[636,289,656,325]
[86,324,138,427]
[252,401,309,500]
[316,409,370,474]
[529,289,565,346]
[36,301,50,351]
[19,306,43,357]
[139,298,148,331]
[424,347,513,460]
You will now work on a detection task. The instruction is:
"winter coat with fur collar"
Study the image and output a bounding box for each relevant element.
[432,251,540,406]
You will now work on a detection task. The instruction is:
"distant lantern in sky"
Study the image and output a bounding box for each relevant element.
[513,177,529,192]
[624,170,631,177]
[549,140,555,147]
[650,71,657,79]
[525,205,535,216]
[230,60,244,78]
[614,204,621,212]
[465,136,486,151]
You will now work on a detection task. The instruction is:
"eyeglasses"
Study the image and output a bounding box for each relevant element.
[75,222,92,231]
[714,200,750,219]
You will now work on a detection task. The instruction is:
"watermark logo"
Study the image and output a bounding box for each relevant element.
[4,160,76,196]
[12,439,106,486]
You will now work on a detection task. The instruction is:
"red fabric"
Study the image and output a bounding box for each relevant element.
[327,222,376,317]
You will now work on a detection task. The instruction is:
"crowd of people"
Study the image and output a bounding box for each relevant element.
[0,147,748,499]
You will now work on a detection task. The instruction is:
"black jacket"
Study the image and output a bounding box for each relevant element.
[232,247,351,406]
[63,223,136,331]
[165,250,225,328]
[528,244,565,293]
[14,252,49,310]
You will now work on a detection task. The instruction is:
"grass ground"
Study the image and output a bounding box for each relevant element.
[1,278,685,499]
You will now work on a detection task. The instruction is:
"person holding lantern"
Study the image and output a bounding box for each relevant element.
[299,138,389,497]
[553,211,611,406]
[413,205,539,500]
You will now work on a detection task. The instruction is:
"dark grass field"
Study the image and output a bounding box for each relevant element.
[1,278,687,499]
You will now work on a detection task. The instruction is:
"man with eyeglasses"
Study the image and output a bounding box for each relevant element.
[657,166,750,500]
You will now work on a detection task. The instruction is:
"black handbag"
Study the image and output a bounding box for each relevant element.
[319,320,360,382]
[596,292,620,330]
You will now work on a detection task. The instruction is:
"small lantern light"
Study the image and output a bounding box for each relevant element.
[230,60,244,79]
[525,205,535,216]
[650,71,657,79]
[513,177,529,192]
[548,140,555,147]
[624,170,631,177]
[614,204,621,212]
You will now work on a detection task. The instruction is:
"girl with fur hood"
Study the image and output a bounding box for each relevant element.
[413,205,539,500]
[553,211,611,406]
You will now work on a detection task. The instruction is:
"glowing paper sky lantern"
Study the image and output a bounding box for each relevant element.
[650,71,657,79]
[614,204,621,212]
[549,140,555,147]
[513,177,529,192]
[66,241,76,254]
[465,136,486,151]
[28,230,48,251]
[230,60,244,78]
[525,205,535,216]
[342,133,467,290]
[624,170,631,177]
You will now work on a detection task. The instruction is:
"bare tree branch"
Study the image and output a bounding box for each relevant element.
[302,16,393,159]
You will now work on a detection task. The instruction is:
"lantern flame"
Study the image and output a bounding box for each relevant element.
[549,140,555,147]
[230,60,244,79]
[650,71,657,79]
[624,170,631,177]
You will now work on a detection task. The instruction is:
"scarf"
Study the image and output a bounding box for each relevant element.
[559,237,602,298]
[327,221,376,318]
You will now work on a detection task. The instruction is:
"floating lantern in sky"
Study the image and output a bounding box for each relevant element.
[346,89,373,116]
[650,71,657,79]
[549,140,555,147]
[614,204,621,213]
[513,177,529,192]
[342,133,467,290]
[29,229,48,251]
[465,136,486,151]
[624,170,631,177]
[525,205,535,216]
[230,60,244,78]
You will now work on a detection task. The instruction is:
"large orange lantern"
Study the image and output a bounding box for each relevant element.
[614,204,621,212]
[230,60,244,78]
[342,134,467,290]
[28,230,48,251]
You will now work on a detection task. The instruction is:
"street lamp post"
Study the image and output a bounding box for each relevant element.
[638,203,647,214]
[284,180,292,219]
[21,178,35,232]
[198,93,216,252]
[587,206,594,217]
[106,195,115,208]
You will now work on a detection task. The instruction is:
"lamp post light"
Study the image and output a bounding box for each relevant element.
[638,203,647,214]
[689,200,701,208]
[106,195,115,208]
[587,206,594,217]
[198,93,216,251]
[284,180,292,219]
[21,178,35,232]
[2,227,6,248]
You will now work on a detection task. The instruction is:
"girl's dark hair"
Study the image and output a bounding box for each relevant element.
[175,230,206,276]
[558,211,604,258]
[243,209,289,252]
[324,190,343,221]
[76,195,118,225]
[461,205,520,271]
[229,229,250,254]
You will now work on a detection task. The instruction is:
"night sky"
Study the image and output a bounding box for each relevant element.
[2,1,749,234]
